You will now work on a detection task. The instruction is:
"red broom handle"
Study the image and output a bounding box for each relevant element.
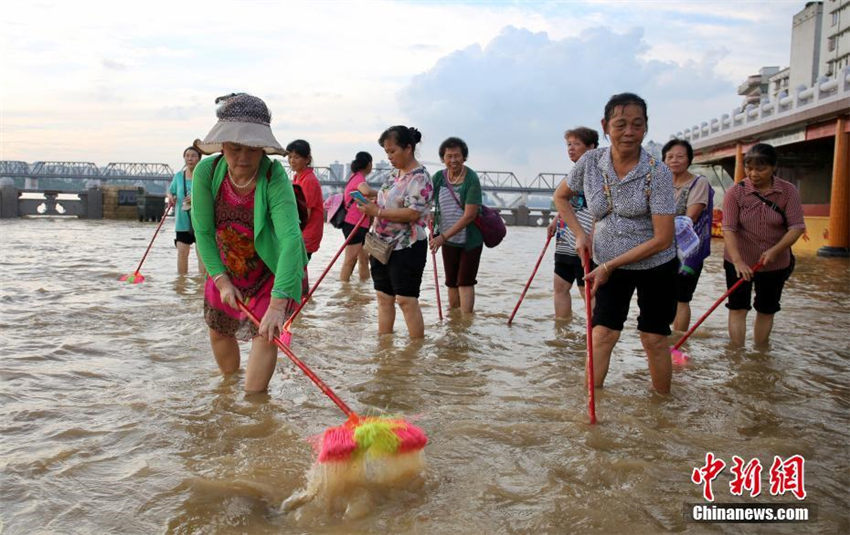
[582,250,597,424]
[672,260,764,350]
[429,219,443,321]
[131,201,173,275]
[284,212,368,330]
[507,232,553,325]
[236,299,357,419]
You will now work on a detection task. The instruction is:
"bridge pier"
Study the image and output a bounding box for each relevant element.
[1,180,18,218]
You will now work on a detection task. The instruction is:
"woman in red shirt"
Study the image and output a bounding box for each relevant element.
[286,139,324,258]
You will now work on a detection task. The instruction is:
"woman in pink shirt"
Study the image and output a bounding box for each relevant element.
[340,151,373,282]
[286,139,324,259]
[722,143,805,347]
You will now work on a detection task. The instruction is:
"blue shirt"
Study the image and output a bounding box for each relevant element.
[168,171,192,232]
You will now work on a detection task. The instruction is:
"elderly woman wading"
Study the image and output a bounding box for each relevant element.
[191,94,308,393]
[430,137,484,314]
[555,92,677,394]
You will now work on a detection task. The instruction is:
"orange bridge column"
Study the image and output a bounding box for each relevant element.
[734,142,745,183]
[818,116,850,257]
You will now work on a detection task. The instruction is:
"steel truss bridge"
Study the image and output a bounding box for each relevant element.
[0,160,560,207]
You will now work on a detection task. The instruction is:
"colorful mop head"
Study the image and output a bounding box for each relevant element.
[303,416,428,496]
[119,272,145,284]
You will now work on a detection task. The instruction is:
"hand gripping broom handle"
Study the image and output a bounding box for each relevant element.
[284,212,368,330]
[583,249,597,425]
[131,201,173,275]
[672,260,764,351]
[507,232,553,325]
[236,300,357,420]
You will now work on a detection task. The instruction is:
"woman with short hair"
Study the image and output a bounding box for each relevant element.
[549,127,598,319]
[555,92,677,394]
[722,143,805,347]
[430,136,483,314]
[662,138,713,331]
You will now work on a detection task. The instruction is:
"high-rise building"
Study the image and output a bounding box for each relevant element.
[821,0,850,77]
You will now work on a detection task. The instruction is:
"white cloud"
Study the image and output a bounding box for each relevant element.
[0,0,807,176]
[398,25,737,177]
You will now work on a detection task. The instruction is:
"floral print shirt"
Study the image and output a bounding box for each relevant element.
[375,165,434,250]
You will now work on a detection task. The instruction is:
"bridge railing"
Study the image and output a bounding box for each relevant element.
[2,160,559,206]
[673,66,850,146]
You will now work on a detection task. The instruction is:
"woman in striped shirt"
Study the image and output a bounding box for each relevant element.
[550,127,598,319]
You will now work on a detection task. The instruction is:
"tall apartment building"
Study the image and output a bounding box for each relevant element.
[821,0,850,76]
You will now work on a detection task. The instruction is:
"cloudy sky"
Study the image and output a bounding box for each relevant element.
[1,0,804,180]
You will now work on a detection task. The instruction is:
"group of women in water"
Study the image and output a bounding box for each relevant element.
[166,91,805,395]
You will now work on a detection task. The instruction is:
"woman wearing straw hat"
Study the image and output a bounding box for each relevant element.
[191,93,308,393]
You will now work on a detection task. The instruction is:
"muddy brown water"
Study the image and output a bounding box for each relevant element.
[1,218,848,534]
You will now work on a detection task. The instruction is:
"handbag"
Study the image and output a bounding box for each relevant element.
[363,230,395,264]
[443,171,506,248]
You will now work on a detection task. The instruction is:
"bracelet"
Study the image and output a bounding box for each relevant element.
[213,273,227,284]
[602,262,609,274]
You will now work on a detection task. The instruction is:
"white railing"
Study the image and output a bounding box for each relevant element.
[672,66,850,144]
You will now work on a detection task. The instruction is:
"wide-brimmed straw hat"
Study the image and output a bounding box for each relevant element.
[194,93,286,156]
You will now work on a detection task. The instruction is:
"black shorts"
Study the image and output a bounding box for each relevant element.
[370,239,427,298]
[676,262,703,303]
[724,260,790,314]
[341,222,369,245]
[554,253,587,287]
[175,231,195,245]
[441,244,482,287]
[592,258,678,336]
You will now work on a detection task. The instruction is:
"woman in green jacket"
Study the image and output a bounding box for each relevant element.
[429,137,483,314]
[191,93,308,393]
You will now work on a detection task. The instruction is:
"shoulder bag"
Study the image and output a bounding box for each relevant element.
[738,181,795,277]
[442,170,506,248]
